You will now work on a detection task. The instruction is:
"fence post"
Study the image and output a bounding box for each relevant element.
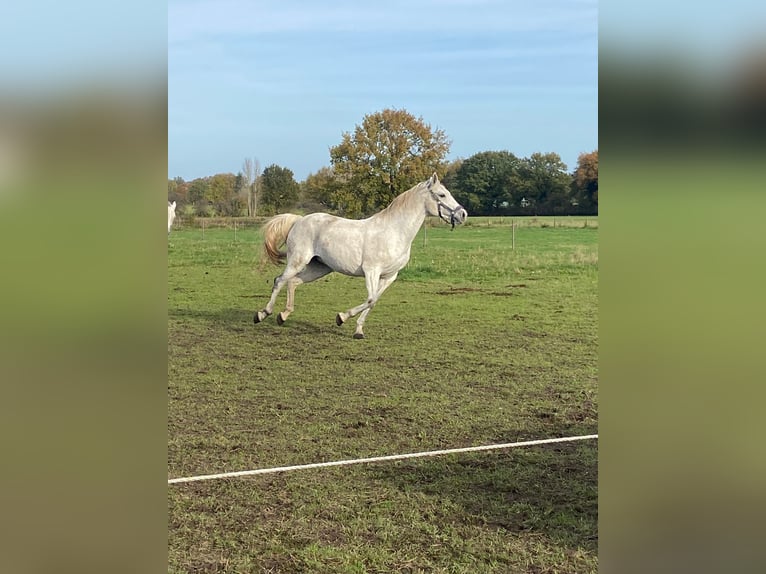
[512,220,515,250]
[234,220,237,241]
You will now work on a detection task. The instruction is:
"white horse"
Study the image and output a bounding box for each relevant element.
[168,201,176,234]
[254,173,467,338]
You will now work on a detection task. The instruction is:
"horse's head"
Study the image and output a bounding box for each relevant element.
[424,173,467,228]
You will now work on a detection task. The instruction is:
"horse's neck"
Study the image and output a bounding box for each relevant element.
[376,189,426,243]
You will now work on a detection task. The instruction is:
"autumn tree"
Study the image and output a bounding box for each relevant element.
[302,166,341,212]
[167,176,188,206]
[329,108,451,217]
[184,173,243,216]
[572,150,598,212]
[207,173,242,216]
[207,173,237,204]
[259,164,300,215]
[187,177,210,214]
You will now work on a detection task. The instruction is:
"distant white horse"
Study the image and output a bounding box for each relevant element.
[254,173,467,338]
[168,201,176,234]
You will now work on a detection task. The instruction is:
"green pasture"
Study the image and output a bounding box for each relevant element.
[168,217,598,573]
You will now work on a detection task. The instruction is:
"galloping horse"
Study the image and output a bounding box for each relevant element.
[168,201,177,234]
[254,173,467,338]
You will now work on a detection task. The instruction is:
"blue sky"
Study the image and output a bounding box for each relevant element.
[169,0,598,181]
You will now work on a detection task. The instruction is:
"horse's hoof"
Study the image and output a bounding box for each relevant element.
[336,313,345,326]
[276,312,286,326]
[353,332,365,339]
[254,313,262,324]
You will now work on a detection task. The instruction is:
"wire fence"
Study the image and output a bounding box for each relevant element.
[171,215,598,240]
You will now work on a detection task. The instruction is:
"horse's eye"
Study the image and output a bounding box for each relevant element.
[438,193,446,198]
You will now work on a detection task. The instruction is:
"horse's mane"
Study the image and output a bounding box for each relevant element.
[379,180,427,218]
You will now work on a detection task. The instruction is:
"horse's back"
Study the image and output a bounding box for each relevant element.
[287,212,370,275]
[288,212,411,277]
[294,212,370,238]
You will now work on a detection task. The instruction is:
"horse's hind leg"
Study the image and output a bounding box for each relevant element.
[254,256,312,324]
[276,278,298,325]
[254,273,284,323]
[276,260,332,325]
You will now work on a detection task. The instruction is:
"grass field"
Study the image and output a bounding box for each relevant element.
[168,217,598,573]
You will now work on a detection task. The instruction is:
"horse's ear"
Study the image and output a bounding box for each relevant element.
[428,172,439,188]
[171,201,176,208]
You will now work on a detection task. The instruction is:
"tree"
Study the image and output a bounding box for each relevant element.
[185,173,243,216]
[440,158,463,191]
[260,164,300,215]
[302,166,341,212]
[167,176,189,207]
[515,153,572,215]
[188,177,211,215]
[207,173,237,204]
[253,158,261,217]
[240,157,261,217]
[329,108,451,217]
[453,151,520,215]
[207,173,242,216]
[572,150,598,212]
[240,158,253,215]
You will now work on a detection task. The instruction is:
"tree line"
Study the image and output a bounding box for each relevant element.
[168,108,597,219]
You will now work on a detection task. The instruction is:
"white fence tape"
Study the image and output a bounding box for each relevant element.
[169,434,598,485]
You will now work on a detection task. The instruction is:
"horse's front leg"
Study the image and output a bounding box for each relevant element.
[336,271,380,338]
[335,296,373,336]
[352,273,399,338]
[337,271,398,339]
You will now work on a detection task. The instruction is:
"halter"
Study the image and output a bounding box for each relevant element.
[431,191,462,229]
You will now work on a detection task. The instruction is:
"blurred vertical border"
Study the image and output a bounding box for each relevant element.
[600,1,766,573]
[0,2,167,573]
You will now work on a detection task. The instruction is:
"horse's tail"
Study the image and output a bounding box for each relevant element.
[262,213,302,265]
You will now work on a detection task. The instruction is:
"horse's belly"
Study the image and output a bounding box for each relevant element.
[316,247,364,276]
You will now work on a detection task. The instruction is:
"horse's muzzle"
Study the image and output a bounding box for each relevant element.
[445,207,467,230]
[438,202,468,229]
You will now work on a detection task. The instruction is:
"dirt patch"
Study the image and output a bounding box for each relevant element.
[521,330,547,338]
[435,287,482,295]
